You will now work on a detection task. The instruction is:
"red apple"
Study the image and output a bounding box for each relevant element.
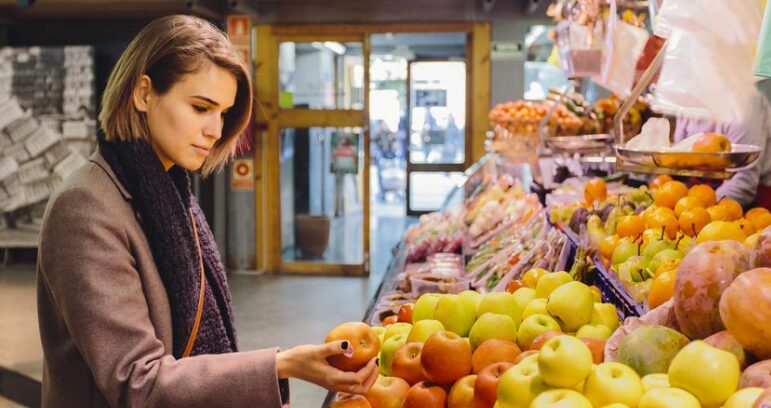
[329,393,372,408]
[513,350,538,364]
[580,337,606,364]
[382,315,398,326]
[506,280,525,293]
[448,374,477,408]
[741,360,771,389]
[398,304,414,324]
[472,338,521,374]
[403,382,447,408]
[529,331,562,351]
[326,322,381,372]
[364,376,410,408]
[391,342,428,386]
[475,362,515,408]
[705,330,748,368]
[421,330,473,385]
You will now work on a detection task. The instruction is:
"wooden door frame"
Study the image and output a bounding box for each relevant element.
[254,22,490,274]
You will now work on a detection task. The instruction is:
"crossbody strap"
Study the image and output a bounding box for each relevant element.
[183,208,206,358]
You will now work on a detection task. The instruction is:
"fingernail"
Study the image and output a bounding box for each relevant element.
[375,358,379,367]
[344,348,354,358]
[341,341,349,350]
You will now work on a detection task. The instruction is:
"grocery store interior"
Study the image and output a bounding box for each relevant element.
[2,0,771,407]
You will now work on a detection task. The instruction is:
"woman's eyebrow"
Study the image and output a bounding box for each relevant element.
[191,95,220,106]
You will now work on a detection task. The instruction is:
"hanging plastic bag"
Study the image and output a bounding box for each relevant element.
[755,1,771,77]
[555,20,603,77]
[592,0,649,96]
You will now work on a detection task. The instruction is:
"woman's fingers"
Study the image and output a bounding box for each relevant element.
[321,340,353,358]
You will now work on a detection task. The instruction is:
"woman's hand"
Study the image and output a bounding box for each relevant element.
[276,340,379,395]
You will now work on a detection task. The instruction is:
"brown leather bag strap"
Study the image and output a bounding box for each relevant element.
[183,208,206,358]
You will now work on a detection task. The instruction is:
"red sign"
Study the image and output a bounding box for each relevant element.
[231,158,254,191]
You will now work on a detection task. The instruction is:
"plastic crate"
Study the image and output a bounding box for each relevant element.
[590,255,647,320]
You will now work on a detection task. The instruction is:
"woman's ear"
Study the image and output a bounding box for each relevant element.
[133,75,153,112]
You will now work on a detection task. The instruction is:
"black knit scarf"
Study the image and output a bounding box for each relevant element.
[98,137,238,358]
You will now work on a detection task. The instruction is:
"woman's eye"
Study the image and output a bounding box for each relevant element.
[193,105,207,113]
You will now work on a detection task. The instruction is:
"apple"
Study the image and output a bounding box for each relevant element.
[529,331,563,351]
[472,338,521,374]
[740,360,771,389]
[459,290,482,314]
[447,374,477,408]
[529,389,592,408]
[613,240,641,266]
[705,330,747,369]
[513,349,538,364]
[724,387,764,408]
[512,287,536,312]
[522,298,548,319]
[475,362,515,408]
[538,335,593,388]
[397,303,414,323]
[506,279,525,293]
[496,356,550,408]
[390,342,427,386]
[469,313,518,350]
[382,315,397,326]
[326,322,381,372]
[535,271,573,298]
[583,362,644,407]
[378,332,407,376]
[434,294,477,337]
[522,267,548,288]
[647,249,684,276]
[576,323,613,340]
[517,314,562,350]
[364,375,410,408]
[641,238,674,263]
[591,303,621,332]
[477,292,522,327]
[373,326,386,346]
[547,281,594,332]
[329,393,372,408]
[638,387,701,408]
[406,319,445,344]
[402,382,447,408]
[580,337,606,364]
[421,330,472,385]
[384,322,412,342]
[618,325,690,376]
[668,340,741,407]
[641,373,670,392]
[412,293,441,323]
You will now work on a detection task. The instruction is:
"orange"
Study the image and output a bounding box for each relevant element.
[600,234,620,260]
[654,181,688,209]
[749,212,771,232]
[584,178,607,204]
[718,198,744,221]
[673,196,705,218]
[522,268,548,288]
[737,219,757,236]
[707,205,731,222]
[642,206,658,226]
[646,207,675,229]
[678,207,711,237]
[648,212,679,240]
[648,267,677,309]
[649,174,673,191]
[696,220,747,244]
[745,207,770,221]
[688,184,717,207]
[617,215,645,239]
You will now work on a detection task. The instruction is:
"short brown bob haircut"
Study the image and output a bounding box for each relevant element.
[99,15,252,176]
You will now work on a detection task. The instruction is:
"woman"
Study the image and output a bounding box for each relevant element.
[37,15,377,408]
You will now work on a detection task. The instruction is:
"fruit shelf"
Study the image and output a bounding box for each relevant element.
[590,255,647,320]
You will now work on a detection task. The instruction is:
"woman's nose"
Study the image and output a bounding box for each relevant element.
[204,114,223,140]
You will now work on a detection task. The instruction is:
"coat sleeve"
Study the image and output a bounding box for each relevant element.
[38,187,289,408]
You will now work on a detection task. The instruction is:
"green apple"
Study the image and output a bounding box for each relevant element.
[459,290,482,314]
[530,389,592,408]
[412,293,441,323]
[373,326,387,346]
[477,292,522,328]
[434,294,477,337]
[612,240,640,266]
[641,238,674,262]
[576,323,613,340]
[379,332,407,376]
[384,322,412,342]
[406,319,444,343]
[723,387,764,408]
[617,256,650,283]
[583,362,644,407]
[638,387,701,408]
[517,314,561,350]
[646,249,684,276]
[546,281,594,332]
[469,312,518,350]
[522,298,548,319]
[535,271,573,298]
[512,287,536,312]
[538,335,593,388]
[668,340,740,408]
[496,358,550,408]
[641,373,670,392]
[618,325,690,376]
[591,303,620,332]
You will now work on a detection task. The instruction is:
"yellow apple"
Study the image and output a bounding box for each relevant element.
[412,293,441,322]
[384,322,412,342]
[522,298,548,319]
[406,319,444,343]
[591,303,621,331]
[723,387,764,408]
[668,340,740,408]
[583,362,644,407]
[641,373,670,392]
[538,335,593,388]
[434,294,477,337]
[512,287,536,312]
[530,389,592,408]
[638,387,701,408]
[496,355,549,408]
[447,374,477,408]
[546,281,595,332]
[373,326,387,346]
[477,292,522,327]
[535,271,573,298]
[576,323,613,340]
[517,314,561,350]
[379,333,407,376]
[468,313,518,351]
[459,290,482,314]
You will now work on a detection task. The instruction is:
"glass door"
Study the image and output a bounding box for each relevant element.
[406,60,468,215]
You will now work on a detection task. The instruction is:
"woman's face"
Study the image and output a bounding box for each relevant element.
[135,63,237,171]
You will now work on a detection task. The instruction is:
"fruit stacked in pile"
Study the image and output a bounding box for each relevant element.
[488,100,548,135]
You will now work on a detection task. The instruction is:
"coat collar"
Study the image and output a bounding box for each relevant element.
[89,148,132,201]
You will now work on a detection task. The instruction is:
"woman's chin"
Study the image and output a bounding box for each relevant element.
[175,157,205,172]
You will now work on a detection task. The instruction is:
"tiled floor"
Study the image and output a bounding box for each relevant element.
[0,212,414,408]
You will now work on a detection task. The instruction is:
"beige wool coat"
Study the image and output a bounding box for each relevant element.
[36,152,289,408]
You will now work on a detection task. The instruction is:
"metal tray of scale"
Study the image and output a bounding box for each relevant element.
[614,144,762,171]
[545,133,614,154]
